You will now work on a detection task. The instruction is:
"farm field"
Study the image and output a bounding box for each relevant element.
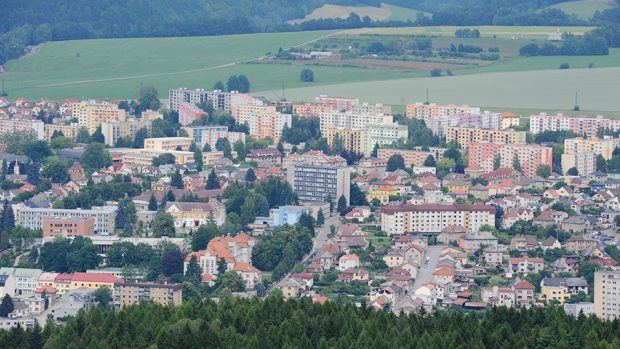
[342,25,595,37]
[287,3,428,24]
[3,25,618,106]
[268,67,620,112]
[548,0,616,20]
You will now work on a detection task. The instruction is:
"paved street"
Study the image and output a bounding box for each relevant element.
[412,245,443,290]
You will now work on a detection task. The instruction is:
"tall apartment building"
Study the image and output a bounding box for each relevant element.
[177,102,207,126]
[143,137,192,152]
[350,103,392,115]
[43,217,95,237]
[285,151,351,205]
[501,112,521,129]
[14,204,117,235]
[71,100,126,133]
[183,126,245,151]
[445,127,526,150]
[318,111,393,131]
[315,95,359,111]
[324,123,408,156]
[168,88,261,112]
[529,113,620,137]
[43,123,81,142]
[405,102,477,122]
[114,279,183,307]
[561,137,620,175]
[0,118,44,140]
[427,111,501,136]
[377,148,436,167]
[380,203,496,235]
[292,104,331,118]
[232,105,291,143]
[468,142,553,177]
[594,269,620,321]
[101,118,151,146]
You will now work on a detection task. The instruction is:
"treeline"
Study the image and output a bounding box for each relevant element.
[1,299,619,348]
[1,0,613,64]
[519,32,610,56]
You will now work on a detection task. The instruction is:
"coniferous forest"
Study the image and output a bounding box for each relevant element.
[1,297,619,349]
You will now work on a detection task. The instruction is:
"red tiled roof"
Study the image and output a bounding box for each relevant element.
[71,272,119,283]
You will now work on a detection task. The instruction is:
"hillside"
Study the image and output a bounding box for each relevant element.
[549,0,617,20]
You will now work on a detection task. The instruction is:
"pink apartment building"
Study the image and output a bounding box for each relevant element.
[178,102,208,126]
[469,142,553,177]
[530,113,620,138]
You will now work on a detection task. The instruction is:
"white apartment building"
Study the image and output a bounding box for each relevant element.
[14,204,117,235]
[318,111,393,131]
[168,88,261,112]
[183,125,245,150]
[143,137,193,151]
[101,118,151,146]
[362,123,409,155]
[380,203,496,235]
[285,151,351,205]
[595,269,620,321]
[0,268,42,296]
[0,119,45,140]
[529,113,620,137]
[561,137,620,175]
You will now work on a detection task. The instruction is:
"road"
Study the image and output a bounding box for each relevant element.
[270,213,341,288]
[412,245,443,290]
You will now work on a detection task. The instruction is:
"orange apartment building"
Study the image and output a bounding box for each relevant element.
[445,127,527,150]
[42,217,95,237]
[114,279,183,307]
[71,100,126,133]
[377,148,435,167]
[232,105,292,143]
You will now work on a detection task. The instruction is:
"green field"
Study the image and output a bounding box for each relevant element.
[270,67,620,112]
[3,25,619,113]
[549,0,616,20]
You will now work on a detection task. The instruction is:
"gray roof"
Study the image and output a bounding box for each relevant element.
[542,277,587,288]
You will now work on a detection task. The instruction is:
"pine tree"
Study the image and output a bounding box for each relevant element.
[0,294,14,317]
[245,168,256,182]
[194,148,203,172]
[371,143,379,157]
[185,256,202,286]
[217,258,228,276]
[171,170,184,189]
[202,142,211,152]
[337,195,347,215]
[317,209,325,226]
[167,190,176,202]
[2,200,15,231]
[513,154,522,173]
[493,154,501,170]
[148,194,158,211]
[206,169,220,189]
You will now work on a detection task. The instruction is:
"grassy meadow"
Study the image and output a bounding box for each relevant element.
[548,0,617,20]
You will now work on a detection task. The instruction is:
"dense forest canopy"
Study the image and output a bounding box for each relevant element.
[1,298,620,348]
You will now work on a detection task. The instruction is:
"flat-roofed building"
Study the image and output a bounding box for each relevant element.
[0,118,44,140]
[71,100,126,133]
[143,137,192,151]
[101,118,151,146]
[595,269,620,320]
[43,217,95,237]
[14,204,117,235]
[561,137,620,175]
[445,127,526,150]
[380,203,496,235]
[44,123,81,142]
[114,279,182,307]
[468,142,553,177]
[178,102,207,126]
[377,148,435,167]
[232,105,291,143]
[183,125,245,150]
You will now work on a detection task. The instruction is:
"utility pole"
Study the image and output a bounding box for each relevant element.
[573,91,580,111]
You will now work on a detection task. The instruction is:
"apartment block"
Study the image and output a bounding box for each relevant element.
[595,269,620,321]
[380,203,496,235]
[71,100,126,133]
[114,279,182,307]
[405,102,477,122]
[14,204,117,235]
[0,118,44,140]
[120,149,194,166]
[183,125,245,150]
[468,142,553,177]
[43,217,95,237]
[350,102,392,115]
[428,111,501,136]
[292,104,331,118]
[561,137,620,175]
[324,123,408,156]
[285,151,351,205]
[377,148,435,167]
[315,95,359,111]
[501,112,520,129]
[168,88,261,112]
[178,102,207,126]
[44,123,81,142]
[529,113,620,137]
[318,111,393,131]
[101,118,151,146]
[143,137,193,151]
[232,105,291,143]
[445,127,526,150]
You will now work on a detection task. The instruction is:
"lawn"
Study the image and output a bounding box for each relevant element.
[549,0,617,20]
[287,3,427,24]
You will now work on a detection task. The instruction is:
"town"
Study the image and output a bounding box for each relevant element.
[0,88,620,330]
